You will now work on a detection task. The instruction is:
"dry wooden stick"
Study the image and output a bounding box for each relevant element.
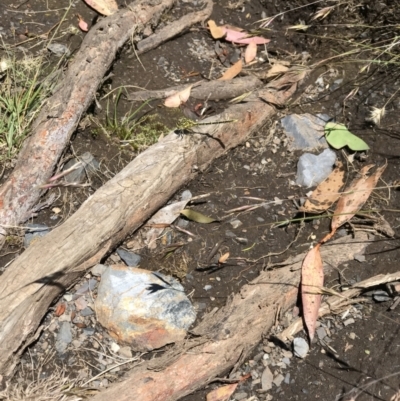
[0,0,175,239]
[137,0,213,54]
[88,233,371,401]
[0,73,302,378]
[127,76,263,101]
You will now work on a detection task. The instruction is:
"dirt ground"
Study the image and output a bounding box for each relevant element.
[0,0,400,400]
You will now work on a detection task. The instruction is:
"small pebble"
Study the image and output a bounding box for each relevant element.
[110,342,120,353]
[273,374,284,387]
[230,219,243,229]
[261,366,273,391]
[284,373,291,384]
[349,332,356,340]
[293,337,309,358]
[343,318,355,326]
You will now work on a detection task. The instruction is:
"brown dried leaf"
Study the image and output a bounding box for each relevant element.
[218,252,230,264]
[331,163,387,233]
[54,303,66,317]
[208,20,226,39]
[245,42,257,64]
[301,243,323,341]
[219,60,243,80]
[266,64,289,78]
[164,85,193,108]
[82,0,118,15]
[300,162,346,213]
[206,383,238,401]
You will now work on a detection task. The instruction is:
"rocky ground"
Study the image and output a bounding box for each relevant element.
[0,0,400,400]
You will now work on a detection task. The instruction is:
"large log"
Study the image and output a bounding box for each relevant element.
[90,233,370,401]
[0,75,301,377]
[0,0,176,237]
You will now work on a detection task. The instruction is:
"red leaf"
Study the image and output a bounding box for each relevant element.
[301,244,323,341]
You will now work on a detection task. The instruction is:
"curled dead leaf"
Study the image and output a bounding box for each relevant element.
[218,252,230,264]
[206,383,238,401]
[219,60,242,80]
[82,0,118,15]
[331,163,387,233]
[55,303,66,317]
[301,244,323,341]
[207,20,226,39]
[77,14,89,32]
[164,85,193,108]
[266,64,289,78]
[300,162,346,213]
[245,42,257,64]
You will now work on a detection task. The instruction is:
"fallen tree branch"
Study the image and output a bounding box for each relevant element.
[89,233,371,401]
[277,269,400,342]
[0,0,175,236]
[136,0,213,54]
[0,72,302,377]
[127,76,263,101]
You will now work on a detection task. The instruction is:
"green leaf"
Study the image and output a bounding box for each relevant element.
[180,209,218,224]
[324,122,369,151]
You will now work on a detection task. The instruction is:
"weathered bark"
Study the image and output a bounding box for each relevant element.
[0,0,175,228]
[137,0,213,54]
[127,76,263,101]
[89,233,371,401]
[0,74,301,377]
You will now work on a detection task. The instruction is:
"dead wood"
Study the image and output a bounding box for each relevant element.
[89,233,371,401]
[0,73,301,377]
[127,76,263,101]
[0,0,175,234]
[137,0,213,54]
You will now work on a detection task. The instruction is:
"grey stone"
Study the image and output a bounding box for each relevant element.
[234,392,248,400]
[230,219,242,229]
[47,43,71,57]
[316,327,327,340]
[284,373,291,384]
[343,318,355,326]
[261,366,274,391]
[273,373,285,387]
[118,346,132,359]
[296,148,337,187]
[116,248,141,267]
[82,327,95,336]
[281,113,330,151]
[373,290,391,302]
[293,337,309,358]
[80,307,94,317]
[95,265,196,350]
[180,190,192,201]
[55,322,72,353]
[24,224,50,248]
[63,152,99,184]
[91,264,107,277]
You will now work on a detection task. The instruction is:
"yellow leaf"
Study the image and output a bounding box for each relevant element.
[180,209,218,224]
[207,20,226,39]
[218,252,230,264]
[164,85,193,108]
[206,383,238,401]
[219,60,243,80]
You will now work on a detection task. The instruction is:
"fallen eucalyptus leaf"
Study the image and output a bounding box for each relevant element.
[180,209,218,224]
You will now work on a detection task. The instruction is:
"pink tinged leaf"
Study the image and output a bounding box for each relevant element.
[301,243,323,341]
[224,28,270,45]
[78,15,89,32]
[82,0,118,16]
[164,85,193,108]
[245,42,257,63]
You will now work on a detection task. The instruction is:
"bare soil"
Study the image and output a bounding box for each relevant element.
[0,0,400,400]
